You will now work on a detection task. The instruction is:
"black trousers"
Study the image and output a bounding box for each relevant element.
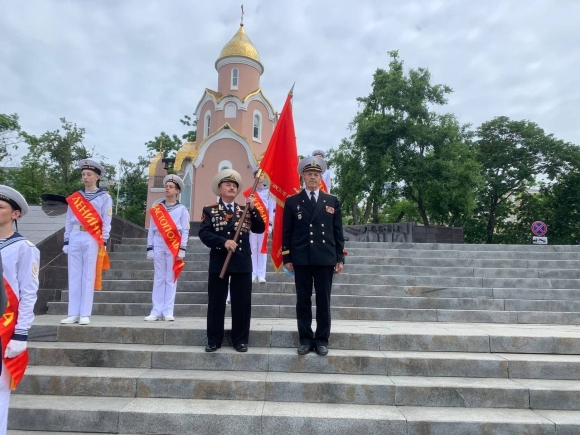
[206,272,252,346]
[294,265,334,346]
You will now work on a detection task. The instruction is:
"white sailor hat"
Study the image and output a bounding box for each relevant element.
[163,174,184,191]
[311,149,326,159]
[298,156,327,175]
[0,185,29,217]
[212,169,243,196]
[77,159,104,175]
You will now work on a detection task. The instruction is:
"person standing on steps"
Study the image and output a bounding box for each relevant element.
[247,167,275,284]
[61,159,113,326]
[145,175,189,322]
[0,186,40,433]
[283,156,345,357]
[199,169,265,353]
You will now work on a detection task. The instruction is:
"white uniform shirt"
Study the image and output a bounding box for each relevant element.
[255,185,276,223]
[147,202,190,251]
[0,234,40,337]
[64,189,113,243]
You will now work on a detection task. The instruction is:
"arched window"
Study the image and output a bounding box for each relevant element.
[225,103,236,118]
[253,110,262,142]
[231,68,239,90]
[218,160,232,171]
[204,111,211,138]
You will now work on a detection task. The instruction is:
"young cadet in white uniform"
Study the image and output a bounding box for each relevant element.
[0,185,40,434]
[250,168,275,283]
[145,175,189,321]
[61,160,113,325]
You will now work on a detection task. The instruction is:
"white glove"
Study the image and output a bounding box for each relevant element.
[147,250,154,260]
[62,245,69,255]
[5,339,27,358]
[268,225,273,235]
[178,249,186,259]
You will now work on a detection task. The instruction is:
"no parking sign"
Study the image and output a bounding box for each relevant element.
[531,221,548,244]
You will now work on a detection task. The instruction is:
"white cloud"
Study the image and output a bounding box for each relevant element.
[1,0,579,172]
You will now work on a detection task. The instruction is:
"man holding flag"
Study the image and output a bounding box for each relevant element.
[199,169,264,353]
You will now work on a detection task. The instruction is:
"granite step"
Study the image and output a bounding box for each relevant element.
[107,253,580,270]
[60,291,507,311]
[21,365,569,409]
[26,341,580,380]
[113,243,580,260]
[120,238,580,252]
[8,395,577,434]
[28,316,580,354]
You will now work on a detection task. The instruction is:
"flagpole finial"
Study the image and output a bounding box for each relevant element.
[240,4,244,27]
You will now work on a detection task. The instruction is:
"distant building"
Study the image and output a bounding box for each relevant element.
[145,21,277,228]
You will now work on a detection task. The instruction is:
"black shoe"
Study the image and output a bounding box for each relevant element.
[234,343,248,352]
[315,345,328,356]
[205,344,219,352]
[297,344,312,355]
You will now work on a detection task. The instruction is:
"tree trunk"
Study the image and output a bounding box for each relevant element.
[486,197,499,244]
[372,202,380,223]
[351,203,359,225]
[417,197,430,227]
[362,201,372,223]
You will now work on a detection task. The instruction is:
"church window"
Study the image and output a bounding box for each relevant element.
[253,110,262,142]
[204,111,211,138]
[225,103,236,118]
[231,68,239,90]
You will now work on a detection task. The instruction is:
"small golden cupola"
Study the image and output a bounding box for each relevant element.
[215,24,264,75]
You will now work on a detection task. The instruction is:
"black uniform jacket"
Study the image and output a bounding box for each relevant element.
[282,190,345,266]
[199,199,265,273]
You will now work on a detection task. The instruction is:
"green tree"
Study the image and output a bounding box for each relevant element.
[145,114,197,158]
[331,51,481,226]
[116,156,150,226]
[0,113,23,169]
[473,116,572,244]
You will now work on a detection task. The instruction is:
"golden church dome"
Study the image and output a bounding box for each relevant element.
[216,25,263,70]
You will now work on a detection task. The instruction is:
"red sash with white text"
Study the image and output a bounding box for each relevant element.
[150,204,184,282]
[243,188,269,253]
[66,191,110,290]
[0,279,29,390]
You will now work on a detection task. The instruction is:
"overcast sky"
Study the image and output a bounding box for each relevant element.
[1,0,579,171]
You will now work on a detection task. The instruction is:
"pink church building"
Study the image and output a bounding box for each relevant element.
[145,22,277,228]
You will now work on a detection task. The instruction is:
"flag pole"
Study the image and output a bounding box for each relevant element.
[219,169,263,279]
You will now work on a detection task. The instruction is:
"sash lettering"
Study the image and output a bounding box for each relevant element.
[0,279,29,390]
[150,204,185,282]
[243,188,269,253]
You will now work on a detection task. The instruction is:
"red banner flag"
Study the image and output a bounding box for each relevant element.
[260,87,300,271]
[1,279,29,389]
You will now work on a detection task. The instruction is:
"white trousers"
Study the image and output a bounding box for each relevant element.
[0,360,10,435]
[68,230,99,317]
[250,232,266,279]
[150,242,177,317]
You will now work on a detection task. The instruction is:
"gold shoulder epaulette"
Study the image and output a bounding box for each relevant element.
[26,240,35,247]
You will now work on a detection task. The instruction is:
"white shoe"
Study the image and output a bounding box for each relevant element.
[144,315,161,321]
[164,316,175,321]
[252,278,258,283]
[79,317,90,325]
[60,316,79,324]
[258,278,267,283]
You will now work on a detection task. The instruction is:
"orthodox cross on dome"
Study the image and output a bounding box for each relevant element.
[159,137,163,153]
[240,4,244,27]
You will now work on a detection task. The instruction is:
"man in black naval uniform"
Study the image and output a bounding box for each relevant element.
[282,156,345,356]
[199,169,265,353]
